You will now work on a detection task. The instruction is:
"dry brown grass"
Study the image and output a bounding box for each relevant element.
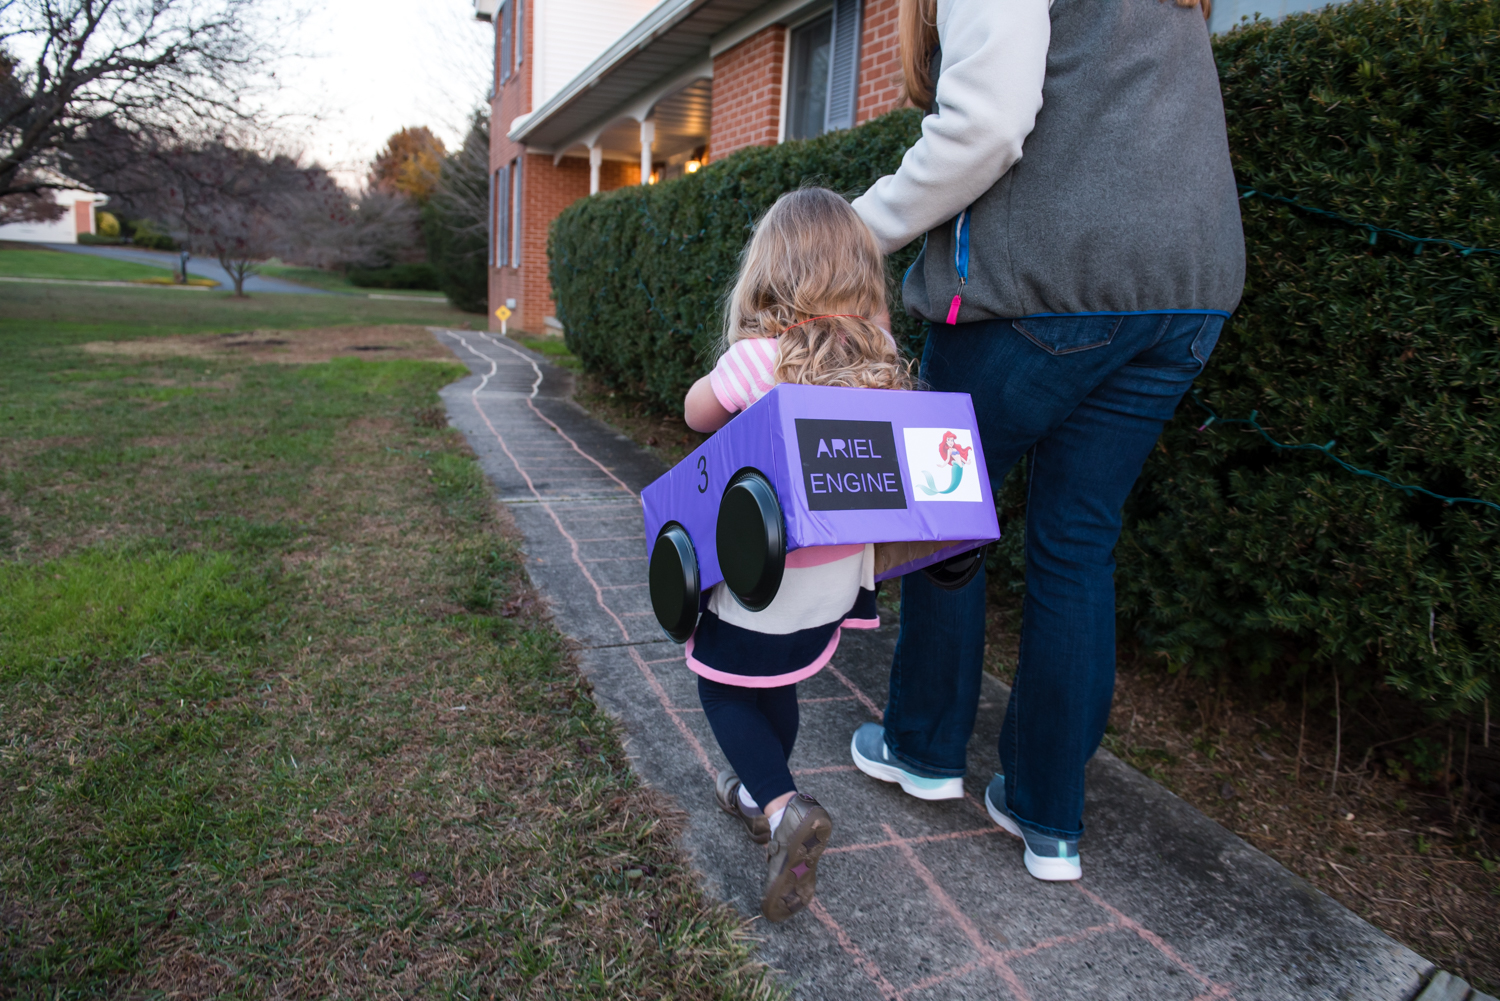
[81,325,456,366]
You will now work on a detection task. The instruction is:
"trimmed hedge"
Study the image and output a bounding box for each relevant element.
[549,0,1497,712]
[347,262,440,290]
[549,109,929,408]
[1115,0,1498,711]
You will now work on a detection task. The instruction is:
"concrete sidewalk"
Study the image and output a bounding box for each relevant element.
[435,327,1444,1001]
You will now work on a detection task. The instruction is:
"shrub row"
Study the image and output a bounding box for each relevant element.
[346,262,440,290]
[548,0,1497,713]
[549,109,930,408]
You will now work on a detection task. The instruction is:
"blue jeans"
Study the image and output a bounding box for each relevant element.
[884,312,1223,840]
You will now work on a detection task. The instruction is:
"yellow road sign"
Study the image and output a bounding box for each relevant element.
[494,305,512,322]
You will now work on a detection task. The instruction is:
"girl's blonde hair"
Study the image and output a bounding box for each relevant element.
[898,0,1211,110]
[722,187,910,391]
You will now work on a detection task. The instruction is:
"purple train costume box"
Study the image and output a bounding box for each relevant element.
[642,383,1000,642]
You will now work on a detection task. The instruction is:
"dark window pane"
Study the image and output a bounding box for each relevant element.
[787,14,832,141]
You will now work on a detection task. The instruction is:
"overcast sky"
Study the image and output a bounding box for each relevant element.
[272,0,493,187]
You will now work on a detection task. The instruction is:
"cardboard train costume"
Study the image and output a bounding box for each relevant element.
[643,384,1001,679]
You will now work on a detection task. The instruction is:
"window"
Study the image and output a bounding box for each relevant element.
[499,1,512,84]
[515,0,524,64]
[785,0,862,141]
[495,164,510,267]
[786,14,831,141]
[509,158,523,267]
[489,168,498,266]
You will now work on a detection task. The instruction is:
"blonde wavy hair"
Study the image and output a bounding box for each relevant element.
[721,187,911,391]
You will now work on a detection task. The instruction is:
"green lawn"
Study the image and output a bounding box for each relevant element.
[0,280,473,341]
[259,262,443,298]
[0,246,177,282]
[0,286,771,999]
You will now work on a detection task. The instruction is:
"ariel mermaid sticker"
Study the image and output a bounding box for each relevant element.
[903,427,983,503]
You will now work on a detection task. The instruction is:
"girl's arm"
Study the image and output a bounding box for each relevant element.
[685,375,734,433]
[851,0,1051,254]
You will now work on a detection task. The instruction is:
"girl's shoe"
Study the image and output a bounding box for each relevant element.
[761,792,832,923]
[714,769,771,844]
[984,774,1081,882]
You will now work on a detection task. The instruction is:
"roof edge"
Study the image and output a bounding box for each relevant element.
[510,0,709,144]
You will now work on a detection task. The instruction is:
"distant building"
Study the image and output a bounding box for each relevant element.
[476,0,907,334]
[0,184,107,244]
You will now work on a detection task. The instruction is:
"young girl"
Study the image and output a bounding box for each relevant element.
[682,187,911,923]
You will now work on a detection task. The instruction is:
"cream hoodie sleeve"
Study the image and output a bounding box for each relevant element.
[851,0,1052,255]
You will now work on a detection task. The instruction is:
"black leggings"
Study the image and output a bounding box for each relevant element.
[697,675,799,810]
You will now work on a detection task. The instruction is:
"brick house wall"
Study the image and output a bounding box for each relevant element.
[708,25,786,161]
[856,0,906,123]
[499,0,907,332]
[489,5,645,333]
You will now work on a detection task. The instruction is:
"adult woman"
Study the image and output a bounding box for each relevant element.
[848,0,1243,881]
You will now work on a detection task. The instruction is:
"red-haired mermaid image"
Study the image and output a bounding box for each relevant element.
[920,430,972,495]
[938,430,972,467]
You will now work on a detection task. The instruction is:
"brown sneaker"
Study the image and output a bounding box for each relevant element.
[761,792,832,923]
[714,769,771,844]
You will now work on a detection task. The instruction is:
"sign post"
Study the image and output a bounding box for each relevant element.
[494,304,511,336]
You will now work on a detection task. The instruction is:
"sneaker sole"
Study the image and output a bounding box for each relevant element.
[1023,848,1082,882]
[985,787,1082,882]
[850,733,965,801]
[762,804,832,923]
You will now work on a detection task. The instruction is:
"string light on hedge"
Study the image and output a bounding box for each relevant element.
[1238,186,1500,258]
[1189,391,1500,514]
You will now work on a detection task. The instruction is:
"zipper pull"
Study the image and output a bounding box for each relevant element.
[946,276,965,326]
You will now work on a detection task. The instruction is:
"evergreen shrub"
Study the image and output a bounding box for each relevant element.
[347,262,440,290]
[1113,0,1498,712]
[549,109,927,409]
[549,0,1497,712]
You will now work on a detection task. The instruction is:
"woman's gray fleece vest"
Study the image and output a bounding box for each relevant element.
[903,0,1246,323]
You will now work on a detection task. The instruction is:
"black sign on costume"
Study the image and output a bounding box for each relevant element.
[795,419,907,511]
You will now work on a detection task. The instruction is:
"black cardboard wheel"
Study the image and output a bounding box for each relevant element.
[649,523,699,643]
[924,544,986,591]
[716,468,785,612]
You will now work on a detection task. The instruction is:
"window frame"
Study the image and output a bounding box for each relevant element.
[499,1,513,85]
[509,157,523,268]
[784,10,834,143]
[495,164,511,268]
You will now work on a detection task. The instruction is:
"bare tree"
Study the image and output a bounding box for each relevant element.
[0,0,273,200]
[152,141,342,296]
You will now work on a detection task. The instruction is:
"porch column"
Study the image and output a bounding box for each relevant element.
[639,119,654,185]
[589,145,602,195]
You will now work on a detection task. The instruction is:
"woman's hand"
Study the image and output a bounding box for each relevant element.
[684,375,734,432]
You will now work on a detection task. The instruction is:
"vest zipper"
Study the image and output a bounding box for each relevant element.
[946,208,970,326]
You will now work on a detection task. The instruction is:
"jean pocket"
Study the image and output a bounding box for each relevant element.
[1190,316,1223,365]
[1011,315,1123,356]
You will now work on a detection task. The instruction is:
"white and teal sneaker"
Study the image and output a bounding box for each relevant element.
[850,723,964,801]
[984,774,1081,882]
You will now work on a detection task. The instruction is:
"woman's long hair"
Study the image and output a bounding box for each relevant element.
[898,0,1211,111]
[721,187,910,391]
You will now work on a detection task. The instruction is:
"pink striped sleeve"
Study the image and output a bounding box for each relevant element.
[709,338,779,412]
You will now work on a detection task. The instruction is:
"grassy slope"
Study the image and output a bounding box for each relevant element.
[259,263,442,297]
[0,247,177,282]
[0,288,772,999]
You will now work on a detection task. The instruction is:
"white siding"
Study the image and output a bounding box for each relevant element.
[533,0,660,110]
[0,189,100,244]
